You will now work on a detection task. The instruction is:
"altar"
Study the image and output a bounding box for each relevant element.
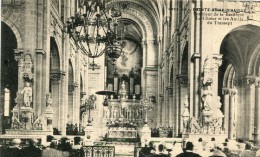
[102,81,150,141]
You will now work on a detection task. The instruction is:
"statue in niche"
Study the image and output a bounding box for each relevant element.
[20,82,33,107]
[23,54,34,81]
[46,93,52,107]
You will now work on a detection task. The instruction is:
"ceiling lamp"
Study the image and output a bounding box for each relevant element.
[66,0,124,64]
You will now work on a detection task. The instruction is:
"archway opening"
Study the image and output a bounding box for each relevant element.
[1,21,18,110]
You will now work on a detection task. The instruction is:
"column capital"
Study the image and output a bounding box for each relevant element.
[35,49,45,55]
[255,78,260,87]
[68,83,79,93]
[229,89,237,96]
[246,75,256,86]
[50,70,66,84]
[213,54,223,71]
[14,49,24,61]
[192,53,201,59]
[176,74,188,86]
[165,86,173,95]
[222,88,230,95]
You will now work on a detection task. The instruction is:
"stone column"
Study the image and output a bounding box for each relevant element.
[50,70,65,131]
[222,88,230,135]
[176,75,188,135]
[168,86,173,127]
[212,54,223,95]
[192,53,201,118]
[228,89,236,139]
[175,76,180,137]
[35,49,45,116]
[255,78,260,144]
[14,49,25,91]
[245,76,255,141]
[74,51,80,125]
[234,78,245,139]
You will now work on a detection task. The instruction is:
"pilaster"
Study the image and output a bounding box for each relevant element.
[228,89,236,139]
[191,53,201,118]
[222,88,230,135]
[255,78,260,144]
[245,75,256,141]
[35,49,45,116]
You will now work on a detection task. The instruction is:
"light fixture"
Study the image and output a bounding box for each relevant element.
[65,0,125,67]
[95,90,115,106]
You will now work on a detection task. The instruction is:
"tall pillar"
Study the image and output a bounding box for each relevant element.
[255,78,260,144]
[222,88,230,135]
[168,86,173,127]
[212,54,223,95]
[192,53,201,118]
[35,49,45,116]
[74,51,80,125]
[14,49,25,91]
[228,89,236,139]
[245,76,256,141]
[175,77,180,136]
[50,70,65,132]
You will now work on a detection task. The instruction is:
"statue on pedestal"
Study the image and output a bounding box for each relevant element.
[46,93,52,107]
[20,82,32,107]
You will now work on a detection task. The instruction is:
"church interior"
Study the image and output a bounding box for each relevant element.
[1,0,260,157]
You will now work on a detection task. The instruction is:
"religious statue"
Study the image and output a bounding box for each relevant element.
[20,82,33,107]
[46,93,52,107]
[203,56,214,85]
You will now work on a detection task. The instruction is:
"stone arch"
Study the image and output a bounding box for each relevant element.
[50,37,61,71]
[1,21,18,112]
[248,44,260,76]
[220,24,260,77]
[1,17,23,49]
[107,1,158,40]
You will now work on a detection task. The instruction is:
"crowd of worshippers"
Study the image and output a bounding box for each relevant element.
[0,136,86,157]
[139,138,260,157]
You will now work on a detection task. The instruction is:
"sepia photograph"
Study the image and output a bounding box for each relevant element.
[1,0,260,156]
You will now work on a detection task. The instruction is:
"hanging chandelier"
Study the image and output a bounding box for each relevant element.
[65,0,125,64]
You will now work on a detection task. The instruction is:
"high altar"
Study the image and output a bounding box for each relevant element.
[102,81,151,140]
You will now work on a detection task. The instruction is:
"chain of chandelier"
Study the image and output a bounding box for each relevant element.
[65,0,126,65]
